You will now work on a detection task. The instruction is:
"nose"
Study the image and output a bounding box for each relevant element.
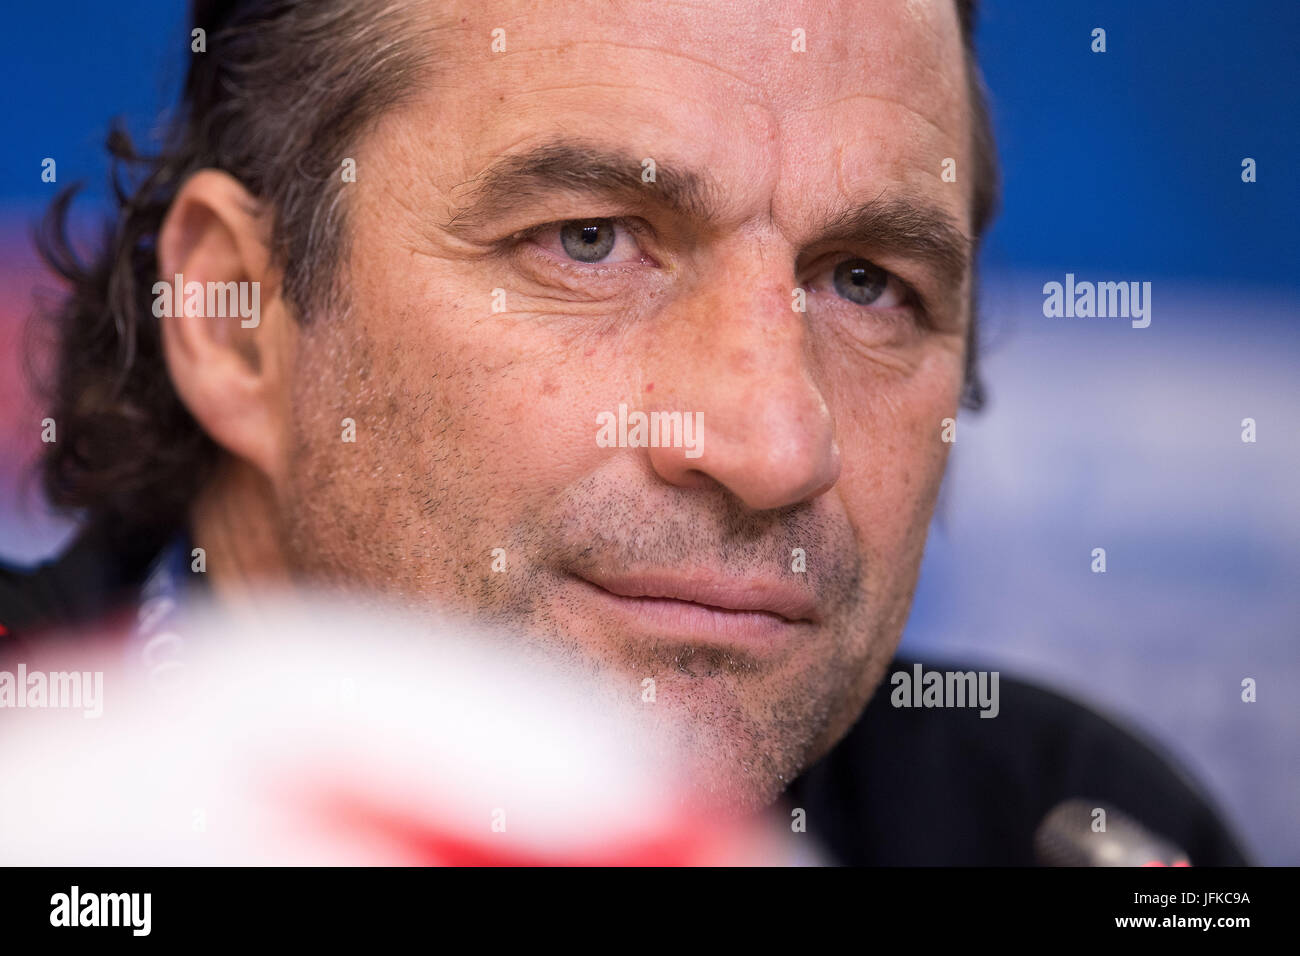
[642,255,841,512]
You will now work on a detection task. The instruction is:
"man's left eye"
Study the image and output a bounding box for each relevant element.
[823,257,907,309]
[532,218,644,264]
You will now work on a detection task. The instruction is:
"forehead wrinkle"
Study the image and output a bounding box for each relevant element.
[818,108,974,237]
[491,37,767,94]
[786,92,960,143]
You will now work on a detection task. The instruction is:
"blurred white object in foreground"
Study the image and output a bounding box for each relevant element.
[0,595,810,865]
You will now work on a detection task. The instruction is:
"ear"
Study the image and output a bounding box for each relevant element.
[157,170,296,486]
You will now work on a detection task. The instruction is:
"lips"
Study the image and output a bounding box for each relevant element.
[576,571,819,625]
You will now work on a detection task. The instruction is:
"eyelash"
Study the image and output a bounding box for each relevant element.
[507,217,928,320]
[510,218,657,274]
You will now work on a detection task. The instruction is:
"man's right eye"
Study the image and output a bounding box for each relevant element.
[528,218,647,266]
[560,220,616,262]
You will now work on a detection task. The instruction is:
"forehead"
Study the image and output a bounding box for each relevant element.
[406,0,973,232]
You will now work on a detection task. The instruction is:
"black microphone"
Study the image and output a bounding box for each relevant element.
[1034,799,1191,867]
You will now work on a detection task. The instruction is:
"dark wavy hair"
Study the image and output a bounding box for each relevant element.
[32,0,998,543]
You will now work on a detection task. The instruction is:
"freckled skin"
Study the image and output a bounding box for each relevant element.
[277,0,974,812]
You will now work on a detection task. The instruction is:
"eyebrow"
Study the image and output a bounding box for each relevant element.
[818,193,971,286]
[447,140,718,230]
[446,139,971,283]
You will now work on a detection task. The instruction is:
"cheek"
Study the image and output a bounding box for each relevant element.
[834,367,960,565]
[349,255,632,506]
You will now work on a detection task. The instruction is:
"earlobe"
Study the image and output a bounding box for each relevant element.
[157,170,293,485]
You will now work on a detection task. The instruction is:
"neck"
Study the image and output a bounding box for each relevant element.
[188,456,292,608]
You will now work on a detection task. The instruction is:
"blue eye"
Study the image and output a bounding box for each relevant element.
[832,258,888,305]
[560,219,617,262]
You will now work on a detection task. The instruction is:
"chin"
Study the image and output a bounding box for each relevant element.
[604,675,823,816]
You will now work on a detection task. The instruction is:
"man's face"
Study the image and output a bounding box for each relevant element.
[281,0,974,810]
